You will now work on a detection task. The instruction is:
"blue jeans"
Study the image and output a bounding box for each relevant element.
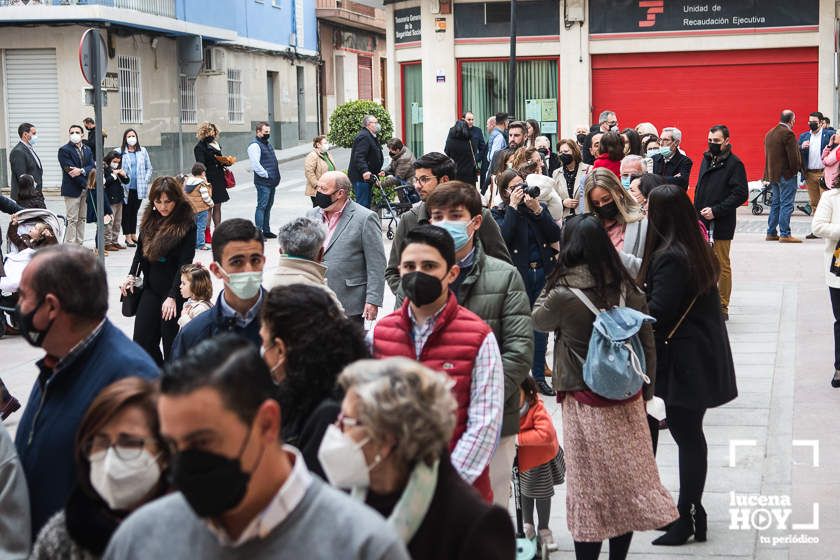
[255,185,276,234]
[354,180,372,209]
[195,210,208,248]
[767,175,797,237]
[521,265,548,382]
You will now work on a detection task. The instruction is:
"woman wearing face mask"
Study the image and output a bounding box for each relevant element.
[31,377,170,559]
[304,135,337,206]
[120,177,196,365]
[100,150,130,252]
[259,284,368,480]
[119,129,153,248]
[591,131,624,177]
[533,136,560,177]
[552,139,589,221]
[385,137,417,183]
[584,168,647,276]
[321,357,516,560]
[532,214,677,560]
[194,122,230,231]
[492,169,561,396]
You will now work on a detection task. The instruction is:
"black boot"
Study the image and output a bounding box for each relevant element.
[652,504,706,546]
[832,370,840,388]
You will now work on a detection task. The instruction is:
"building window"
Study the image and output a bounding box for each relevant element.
[227,69,243,123]
[454,0,560,38]
[118,55,143,123]
[358,56,373,100]
[401,62,423,156]
[459,58,558,140]
[295,0,305,46]
[179,76,197,124]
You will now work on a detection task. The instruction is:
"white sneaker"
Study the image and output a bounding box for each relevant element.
[523,523,536,540]
[539,528,558,551]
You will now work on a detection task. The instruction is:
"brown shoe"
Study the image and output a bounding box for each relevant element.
[765,234,780,241]
[779,236,802,243]
[544,363,553,378]
[105,244,120,251]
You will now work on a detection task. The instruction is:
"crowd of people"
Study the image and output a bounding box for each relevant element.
[1,104,838,560]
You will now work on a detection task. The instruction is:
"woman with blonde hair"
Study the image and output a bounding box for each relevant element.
[193,122,229,229]
[304,135,336,206]
[319,357,515,559]
[583,167,647,275]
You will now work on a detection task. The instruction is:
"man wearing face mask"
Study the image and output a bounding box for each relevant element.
[307,171,386,325]
[58,124,95,245]
[582,110,619,165]
[694,124,749,321]
[248,122,281,239]
[426,181,533,510]
[104,335,409,559]
[347,115,385,209]
[13,245,158,539]
[619,154,647,191]
[652,127,693,190]
[9,122,44,201]
[370,225,503,501]
[170,219,267,359]
[533,135,560,176]
[800,111,834,238]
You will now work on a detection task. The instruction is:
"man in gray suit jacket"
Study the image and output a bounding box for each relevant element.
[307,171,386,323]
[9,122,44,201]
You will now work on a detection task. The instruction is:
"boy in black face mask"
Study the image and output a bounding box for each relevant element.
[105,334,409,559]
[369,225,504,503]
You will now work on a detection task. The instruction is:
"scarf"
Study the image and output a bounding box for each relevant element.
[351,459,438,543]
[140,202,195,261]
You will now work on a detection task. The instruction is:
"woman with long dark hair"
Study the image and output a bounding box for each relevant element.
[533,214,677,560]
[120,177,196,365]
[260,284,368,479]
[621,128,642,156]
[119,129,153,247]
[638,184,737,546]
[193,122,230,229]
[552,139,589,220]
[591,131,624,177]
[526,119,541,148]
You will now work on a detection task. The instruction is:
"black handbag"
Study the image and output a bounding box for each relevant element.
[120,278,143,317]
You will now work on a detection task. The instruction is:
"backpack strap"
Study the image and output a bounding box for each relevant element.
[665,294,699,343]
[568,287,601,315]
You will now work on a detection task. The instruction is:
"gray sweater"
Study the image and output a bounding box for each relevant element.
[103,477,409,560]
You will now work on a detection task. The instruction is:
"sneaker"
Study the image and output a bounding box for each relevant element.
[537,380,556,397]
[779,236,803,243]
[539,528,558,551]
[806,233,819,239]
[523,523,536,540]
[765,234,779,241]
[263,231,277,239]
[832,370,840,388]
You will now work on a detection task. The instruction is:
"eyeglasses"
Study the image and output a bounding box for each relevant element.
[336,412,363,432]
[412,175,436,186]
[84,434,154,461]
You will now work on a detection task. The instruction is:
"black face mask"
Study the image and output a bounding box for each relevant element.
[170,428,258,518]
[809,122,820,132]
[537,148,549,157]
[708,142,723,156]
[261,133,271,142]
[401,271,444,306]
[559,153,574,166]
[314,191,335,209]
[593,202,620,221]
[576,133,587,145]
[15,300,53,348]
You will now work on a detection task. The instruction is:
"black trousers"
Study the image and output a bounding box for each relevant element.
[829,288,840,370]
[648,413,660,455]
[133,289,180,366]
[122,189,141,235]
[574,532,633,560]
[666,405,708,511]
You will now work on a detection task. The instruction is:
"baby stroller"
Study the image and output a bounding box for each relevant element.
[513,455,550,560]
[750,182,814,216]
[0,208,66,338]
[371,175,417,240]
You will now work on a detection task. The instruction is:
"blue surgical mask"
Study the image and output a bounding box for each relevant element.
[621,176,632,190]
[659,146,672,158]
[646,148,660,158]
[436,220,472,251]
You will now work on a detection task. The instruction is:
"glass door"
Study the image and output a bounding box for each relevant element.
[401,62,423,156]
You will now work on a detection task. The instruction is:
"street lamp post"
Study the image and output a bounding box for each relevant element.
[508,0,517,117]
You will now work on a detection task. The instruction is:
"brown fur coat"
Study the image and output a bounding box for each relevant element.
[139,201,195,261]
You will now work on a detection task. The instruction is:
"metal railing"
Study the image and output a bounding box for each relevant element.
[0,0,176,19]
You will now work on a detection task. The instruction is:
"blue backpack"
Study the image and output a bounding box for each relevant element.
[569,287,655,400]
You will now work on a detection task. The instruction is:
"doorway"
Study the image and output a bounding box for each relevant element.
[297,66,306,141]
[266,71,277,146]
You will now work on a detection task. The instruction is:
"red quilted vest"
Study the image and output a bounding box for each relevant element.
[373,292,494,502]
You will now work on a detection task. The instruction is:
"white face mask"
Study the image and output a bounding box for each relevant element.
[317,424,379,489]
[218,265,263,300]
[126,137,138,147]
[29,134,38,146]
[110,162,120,170]
[89,447,161,510]
[70,133,82,144]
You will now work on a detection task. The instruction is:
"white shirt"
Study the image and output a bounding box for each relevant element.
[247,142,269,178]
[207,445,312,546]
[809,130,824,170]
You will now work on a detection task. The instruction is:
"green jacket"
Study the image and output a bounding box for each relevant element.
[457,240,533,437]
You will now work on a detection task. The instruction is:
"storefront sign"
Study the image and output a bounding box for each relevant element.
[435,17,447,33]
[589,0,818,35]
[395,7,422,44]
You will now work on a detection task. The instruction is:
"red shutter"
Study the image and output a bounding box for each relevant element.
[358,56,373,100]
[592,48,818,190]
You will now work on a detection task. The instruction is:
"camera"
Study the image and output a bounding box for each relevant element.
[522,183,541,198]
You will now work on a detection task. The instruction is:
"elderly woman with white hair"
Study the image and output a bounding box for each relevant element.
[319,357,515,560]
